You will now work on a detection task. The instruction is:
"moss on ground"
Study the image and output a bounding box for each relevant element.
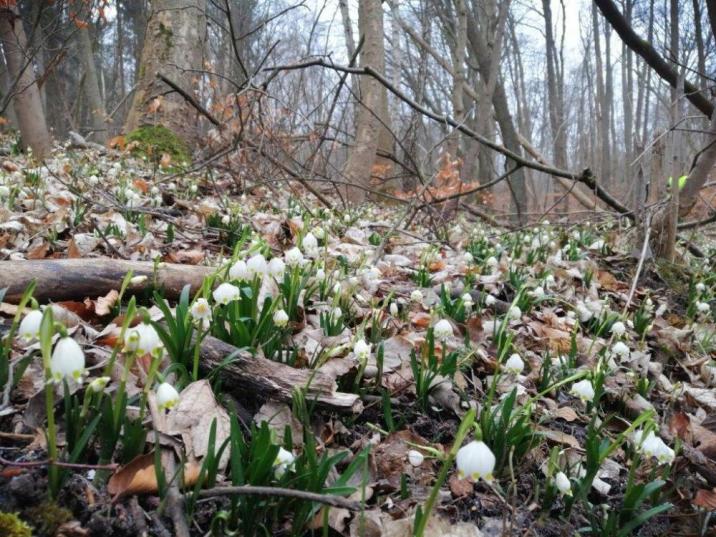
[0,512,32,537]
[126,124,191,166]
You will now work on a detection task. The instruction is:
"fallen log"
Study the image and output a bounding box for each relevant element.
[0,259,213,303]
[199,335,363,414]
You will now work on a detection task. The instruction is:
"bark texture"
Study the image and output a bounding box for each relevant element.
[77,15,107,143]
[124,0,207,148]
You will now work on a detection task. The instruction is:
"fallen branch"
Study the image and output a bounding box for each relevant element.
[194,485,361,511]
[0,258,213,303]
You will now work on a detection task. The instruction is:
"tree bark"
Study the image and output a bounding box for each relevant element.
[77,9,107,143]
[0,5,51,157]
[124,0,207,148]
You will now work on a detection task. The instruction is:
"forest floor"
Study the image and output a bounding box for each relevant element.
[1,141,716,537]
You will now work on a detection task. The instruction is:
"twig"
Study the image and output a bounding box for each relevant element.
[0,454,118,471]
[623,212,652,314]
[194,485,361,511]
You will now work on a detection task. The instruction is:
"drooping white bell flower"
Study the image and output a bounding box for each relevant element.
[410,289,424,303]
[156,382,180,410]
[486,256,498,268]
[213,282,240,305]
[507,305,522,321]
[463,252,474,264]
[273,309,289,327]
[302,232,318,256]
[354,339,371,361]
[246,254,268,277]
[268,257,286,279]
[696,301,711,315]
[576,303,593,323]
[18,309,43,342]
[456,440,495,482]
[695,282,706,293]
[569,379,595,402]
[273,447,295,478]
[634,430,675,465]
[408,450,425,467]
[610,321,626,337]
[434,319,453,340]
[190,298,212,329]
[124,322,164,357]
[531,286,545,299]
[88,376,111,393]
[284,247,304,267]
[229,260,249,281]
[485,294,496,306]
[462,293,474,310]
[50,337,86,384]
[390,302,399,316]
[314,268,326,281]
[554,471,572,495]
[505,353,525,375]
[611,341,630,359]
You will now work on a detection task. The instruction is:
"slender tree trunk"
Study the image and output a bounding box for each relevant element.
[449,0,467,160]
[0,4,51,157]
[124,0,207,148]
[77,12,107,143]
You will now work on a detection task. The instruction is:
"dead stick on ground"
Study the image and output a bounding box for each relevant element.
[623,212,653,315]
[194,485,361,511]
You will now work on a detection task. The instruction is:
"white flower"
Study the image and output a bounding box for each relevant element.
[129,275,148,286]
[570,379,595,402]
[50,337,86,384]
[354,339,371,361]
[610,321,626,337]
[462,293,474,309]
[390,302,399,316]
[696,282,706,293]
[332,307,342,319]
[302,233,318,255]
[576,303,593,323]
[507,305,522,321]
[410,289,423,303]
[456,441,495,482]
[312,227,326,240]
[315,268,326,281]
[284,247,304,267]
[408,450,424,467]
[696,301,711,314]
[611,341,630,359]
[190,184,198,193]
[274,447,295,478]
[634,431,675,465]
[505,353,525,375]
[434,319,453,340]
[88,376,111,392]
[246,254,268,277]
[229,260,249,281]
[221,214,231,226]
[463,252,474,264]
[486,256,498,268]
[213,282,240,305]
[554,472,572,495]
[124,322,163,357]
[268,257,286,279]
[88,174,99,185]
[485,294,496,306]
[156,382,180,410]
[190,298,212,328]
[273,309,289,327]
[18,309,43,341]
[531,286,545,299]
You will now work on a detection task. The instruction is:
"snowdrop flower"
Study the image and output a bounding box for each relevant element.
[570,379,595,402]
[655,303,668,317]
[507,305,522,321]
[696,282,706,293]
[229,260,249,281]
[50,337,86,384]
[332,307,342,319]
[696,301,711,315]
[456,441,495,482]
[88,376,111,393]
[611,341,630,359]
[462,293,474,310]
[354,339,371,361]
[268,257,286,279]
[129,275,148,286]
[312,227,326,240]
[156,382,180,410]
[124,322,164,357]
[554,472,572,496]
[213,282,240,305]
[544,274,556,287]
[634,431,675,465]
[576,303,593,323]
[434,319,453,340]
[610,321,626,337]
[314,268,326,281]
[190,298,212,329]
[485,294,496,306]
[246,254,267,277]
[302,232,318,255]
[273,309,289,327]
[221,214,231,226]
[390,302,399,316]
[410,289,423,303]
[486,256,498,269]
[463,252,474,264]
[88,175,99,186]
[274,447,295,478]
[408,449,424,467]
[505,353,525,375]
[18,309,43,341]
[531,286,545,299]
[284,247,304,267]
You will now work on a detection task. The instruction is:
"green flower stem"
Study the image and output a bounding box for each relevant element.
[39,308,58,498]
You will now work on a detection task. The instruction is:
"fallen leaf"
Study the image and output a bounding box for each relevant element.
[66,238,82,258]
[449,474,473,498]
[553,406,578,422]
[27,241,49,260]
[95,289,119,316]
[159,153,172,169]
[693,488,716,509]
[108,135,125,150]
[107,452,201,499]
[670,412,691,441]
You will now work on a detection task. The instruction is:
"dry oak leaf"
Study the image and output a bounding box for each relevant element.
[693,488,716,510]
[107,452,201,500]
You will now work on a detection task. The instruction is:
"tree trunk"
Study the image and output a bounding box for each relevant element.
[124,0,207,148]
[77,11,107,143]
[0,5,51,157]
[449,0,467,159]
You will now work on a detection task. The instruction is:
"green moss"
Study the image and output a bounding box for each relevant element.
[126,125,191,166]
[23,501,72,537]
[0,512,32,537]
